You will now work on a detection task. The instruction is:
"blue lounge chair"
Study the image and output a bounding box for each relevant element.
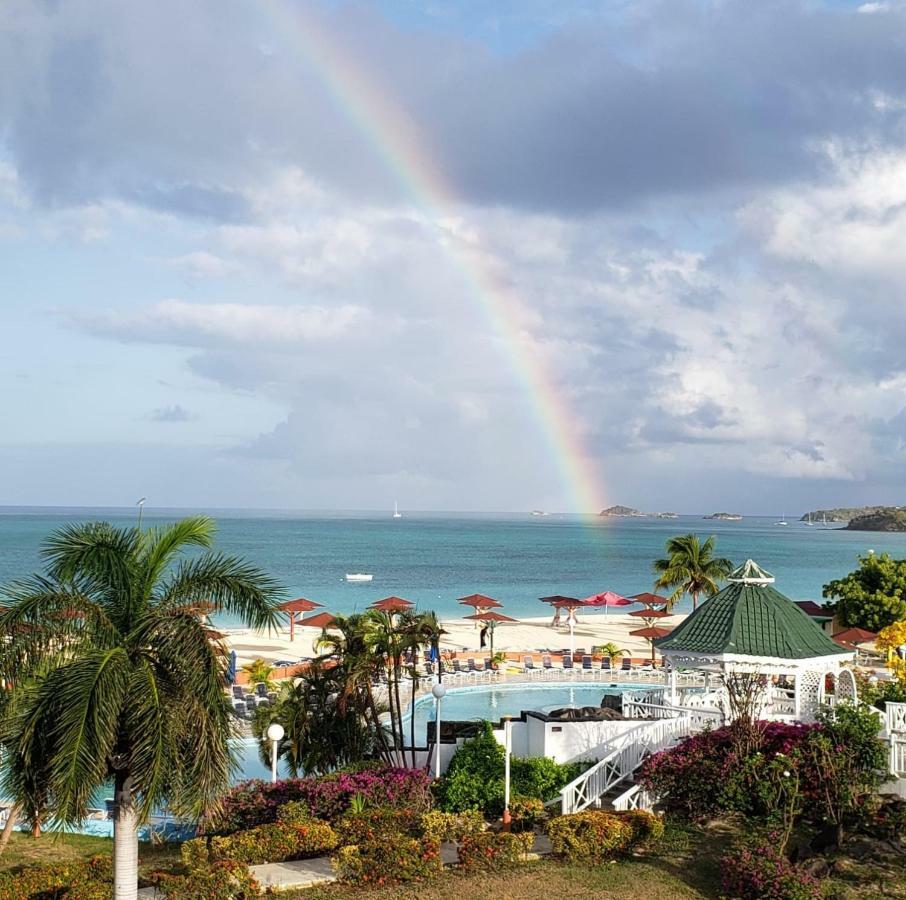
[581,655,593,674]
[620,657,632,673]
[255,683,268,698]
[601,657,612,672]
[562,654,574,672]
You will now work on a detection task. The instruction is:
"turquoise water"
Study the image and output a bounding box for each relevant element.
[2,507,905,623]
[407,682,652,738]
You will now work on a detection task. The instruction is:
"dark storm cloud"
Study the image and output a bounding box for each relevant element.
[4,1,906,216]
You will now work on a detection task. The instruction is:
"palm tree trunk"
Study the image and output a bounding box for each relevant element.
[692,591,699,611]
[0,804,19,855]
[113,771,139,900]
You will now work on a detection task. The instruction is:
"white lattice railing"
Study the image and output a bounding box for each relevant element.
[611,783,659,811]
[890,736,906,776]
[623,700,724,732]
[552,715,691,815]
[886,702,906,735]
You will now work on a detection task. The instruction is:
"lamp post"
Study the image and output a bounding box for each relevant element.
[431,683,446,780]
[266,722,284,783]
[502,716,512,830]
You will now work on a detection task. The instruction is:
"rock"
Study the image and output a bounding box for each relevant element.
[801,858,830,879]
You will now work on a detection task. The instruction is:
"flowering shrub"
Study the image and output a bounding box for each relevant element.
[721,832,824,899]
[457,831,533,870]
[333,836,442,885]
[420,809,486,842]
[206,820,339,865]
[203,763,433,833]
[613,810,665,845]
[159,860,259,900]
[0,857,112,900]
[276,800,317,826]
[546,811,634,860]
[509,796,547,832]
[335,807,424,845]
[638,722,819,819]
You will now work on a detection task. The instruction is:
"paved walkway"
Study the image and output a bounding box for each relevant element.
[137,834,552,895]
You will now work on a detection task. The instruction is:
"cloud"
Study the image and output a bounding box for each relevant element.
[149,404,196,423]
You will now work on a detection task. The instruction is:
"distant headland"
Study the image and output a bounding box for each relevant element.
[598,505,645,517]
[801,506,905,530]
[703,512,743,520]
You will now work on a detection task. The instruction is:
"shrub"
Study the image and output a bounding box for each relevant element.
[457,831,533,871]
[203,763,433,833]
[0,858,113,900]
[511,756,590,802]
[276,799,318,826]
[546,810,634,860]
[159,860,259,900]
[334,836,442,886]
[335,807,424,845]
[509,796,546,833]
[207,820,339,865]
[721,832,824,899]
[421,809,486,842]
[613,809,665,845]
[181,837,210,871]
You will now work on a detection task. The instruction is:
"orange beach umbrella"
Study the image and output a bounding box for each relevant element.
[457,593,503,610]
[280,597,324,641]
[464,610,517,658]
[370,596,414,614]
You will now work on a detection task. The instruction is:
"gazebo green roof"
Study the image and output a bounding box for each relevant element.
[654,560,847,660]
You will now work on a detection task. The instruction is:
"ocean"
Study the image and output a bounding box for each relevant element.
[2,507,905,625]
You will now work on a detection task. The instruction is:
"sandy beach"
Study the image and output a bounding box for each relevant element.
[223,611,687,668]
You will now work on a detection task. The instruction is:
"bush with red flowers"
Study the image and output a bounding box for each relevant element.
[333,836,442,886]
[721,831,824,899]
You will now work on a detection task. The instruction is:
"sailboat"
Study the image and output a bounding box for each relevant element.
[804,512,814,526]
[393,501,402,519]
[774,512,788,526]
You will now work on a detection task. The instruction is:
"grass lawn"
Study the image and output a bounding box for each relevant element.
[0,831,181,878]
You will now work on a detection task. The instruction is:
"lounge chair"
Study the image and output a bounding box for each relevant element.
[233,701,247,717]
[581,655,593,676]
[232,685,245,699]
[244,696,257,710]
[523,656,540,678]
[562,654,574,673]
[574,647,587,658]
[451,658,463,675]
[601,657,612,672]
[620,657,632,673]
[467,658,479,672]
[542,654,553,678]
[255,683,268,698]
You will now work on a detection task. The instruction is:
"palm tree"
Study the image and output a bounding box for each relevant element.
[399,610,446,761]
[598,642,629,668]
[653,533,733,611]
[241,657,276,690]
[0,517,281,900]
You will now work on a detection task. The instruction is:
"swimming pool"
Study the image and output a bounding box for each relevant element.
[406,682,655,740]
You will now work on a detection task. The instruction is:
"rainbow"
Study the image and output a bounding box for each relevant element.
[259,1,606,513]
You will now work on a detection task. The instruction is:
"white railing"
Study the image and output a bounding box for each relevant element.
[890,735,906,776]
[611,783,659,811]
[623,700,724,732]
[553,715,691,815]
[886,702,906,735]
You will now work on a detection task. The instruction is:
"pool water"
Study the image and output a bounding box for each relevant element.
[407,682,653,741]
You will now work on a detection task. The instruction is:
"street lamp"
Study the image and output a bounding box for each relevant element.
[266,722,284,783]
[431,683,446,780]
[502,715,513,830]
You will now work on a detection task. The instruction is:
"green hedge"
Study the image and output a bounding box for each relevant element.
[184,819,339,867]
[457,831,534,871]
[334,836,443,886]
[335,807,424,845]
[420,809,485,843]
[0,856,112,900]
[159,860,259,900]
[546,810,635,860]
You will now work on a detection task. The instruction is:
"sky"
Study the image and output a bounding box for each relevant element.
[1,0,905,515]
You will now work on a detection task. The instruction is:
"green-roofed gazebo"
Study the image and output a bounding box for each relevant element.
[655,560,853,722]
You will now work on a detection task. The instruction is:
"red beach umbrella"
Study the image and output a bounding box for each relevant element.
[540,595,584,608]
[457,593,503,610]
[832,627,877,646]
[630,625,672,664]
[629,592,669,607]
[280,598,324,641]
[370,596,414,614]
[300,612,337,630]
[628,608,672,619]
[583,591,632,608]
[464,610,517,658]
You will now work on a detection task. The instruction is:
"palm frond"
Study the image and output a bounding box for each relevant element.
[138,516,215,601]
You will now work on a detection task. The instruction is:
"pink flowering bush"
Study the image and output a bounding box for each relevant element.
[721,832,823,899]
[203,763,433,834]
[638,722,818,819]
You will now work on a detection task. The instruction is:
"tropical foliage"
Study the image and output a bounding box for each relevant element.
[0,517,282,899]
[239,657,275,690]
[652,533,733,610]
[823,552,906,631]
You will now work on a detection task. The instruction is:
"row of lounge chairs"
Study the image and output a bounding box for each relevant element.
[231,683,278,718]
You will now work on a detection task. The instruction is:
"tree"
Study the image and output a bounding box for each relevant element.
[241,657,275,690]
[596,642,629,667]
[652,534,733,611]
[823,553,906,631]
[0,518,281,900]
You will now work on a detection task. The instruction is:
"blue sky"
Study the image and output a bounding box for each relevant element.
[1,0,905,514]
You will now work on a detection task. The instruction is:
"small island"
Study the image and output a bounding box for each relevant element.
[655,512,678,519]
[845,507,906,532]
[703,512,743,520]
[599,505,645,517]
[801,505,901,524]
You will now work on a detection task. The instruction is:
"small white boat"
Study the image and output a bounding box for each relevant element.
[774,512,788,526]
[345,573,373,583]
[393,500,402,519]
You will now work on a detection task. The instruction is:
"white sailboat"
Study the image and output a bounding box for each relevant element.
[393,500,402,519]
[774,512,788,526]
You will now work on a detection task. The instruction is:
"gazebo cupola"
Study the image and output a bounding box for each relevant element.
[655,559,854,722]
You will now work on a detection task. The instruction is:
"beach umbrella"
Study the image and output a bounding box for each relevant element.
[280,597,323,641]
[582,591,632,615]
[540,596,584,654]
[370,596,414,614]
[300,611,337,630]
[226,649,238,686]
[628,608,672,619]
[629,592,669,608]
[630,624,672,664]
[832,627,877,646]
[464,610,517,659]
[457,593,503,610]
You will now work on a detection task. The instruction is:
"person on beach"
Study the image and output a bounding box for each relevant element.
[479,625,488,649]
[551,607,562,627]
